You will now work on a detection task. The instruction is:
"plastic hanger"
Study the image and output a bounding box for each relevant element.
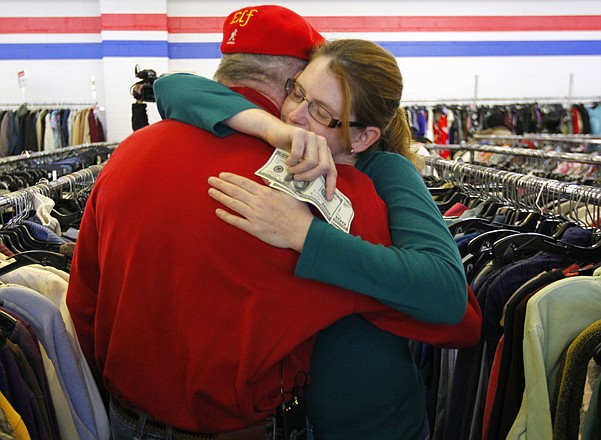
[466,229,520,255]
[0,310,16,339]
[449,216,506,236]
[0,250,67,276]
[491,232,601,264]
[12,224,51,250]
[435,190,467,213]
[0,224,51,252]
[449,209,559,237]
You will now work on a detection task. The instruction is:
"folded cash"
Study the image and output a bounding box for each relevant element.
[255,149,354,233]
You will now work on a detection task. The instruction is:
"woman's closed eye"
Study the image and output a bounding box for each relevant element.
[290,88,305,102]
[311,103,333,120]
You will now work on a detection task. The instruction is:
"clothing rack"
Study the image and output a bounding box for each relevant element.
[1,105,108,156]
[472,133,601,146]
[424,156,601,217]
[425,143,601,166]
[0,102,98,108]
[0,163,104,222]
[0,142,118,168]
[401,96,600,107]
[428,162,601,440]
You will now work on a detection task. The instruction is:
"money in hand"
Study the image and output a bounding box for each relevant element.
[255,149,354,233]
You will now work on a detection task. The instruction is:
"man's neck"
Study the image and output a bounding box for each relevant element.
[221,80,283,111]
[227,85,281,119]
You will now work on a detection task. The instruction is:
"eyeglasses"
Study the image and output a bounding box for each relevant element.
[284,78,365,129]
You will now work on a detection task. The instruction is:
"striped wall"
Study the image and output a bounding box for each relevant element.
[2,15,600,59]
[1,0,600,142]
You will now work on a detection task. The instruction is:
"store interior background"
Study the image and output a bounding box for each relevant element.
[1,0,600,143]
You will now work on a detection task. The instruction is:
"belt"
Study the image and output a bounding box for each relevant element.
[110,397,273,440]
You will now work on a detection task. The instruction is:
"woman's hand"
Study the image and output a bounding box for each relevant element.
[227,109,337,201]
[207,172,314,252]
[284,126,337,202]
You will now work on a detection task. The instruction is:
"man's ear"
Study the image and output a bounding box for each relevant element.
[350,126,381,153]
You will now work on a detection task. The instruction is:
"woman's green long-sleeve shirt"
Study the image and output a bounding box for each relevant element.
[154,73,467,439]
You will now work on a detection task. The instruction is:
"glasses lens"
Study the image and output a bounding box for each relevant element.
[308,103,334,127]
[286,79,305,103]
[285,78,336,128]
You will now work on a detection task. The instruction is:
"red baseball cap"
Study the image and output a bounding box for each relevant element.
[220,5,326,60]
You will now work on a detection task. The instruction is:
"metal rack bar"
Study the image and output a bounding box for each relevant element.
[0,102,97,107]
[473,133,601,146]
[424,156,601,209]
[0,142,118,167]
[425,143,601,166]
[0,163,105,215]
[401,96,600,106]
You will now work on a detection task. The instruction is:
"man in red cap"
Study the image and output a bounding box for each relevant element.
[67,5,398,439]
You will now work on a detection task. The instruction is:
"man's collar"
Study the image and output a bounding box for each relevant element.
[229,86,280,119]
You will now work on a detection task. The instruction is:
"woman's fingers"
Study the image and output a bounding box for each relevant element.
[208,172,313,251]
[287,131,320,173]
[209,173,263,196]
[214,208,253,234]
[287,135,337,201]
[207,175,259,218]
[208,186,250,218]
[286,127,312,165]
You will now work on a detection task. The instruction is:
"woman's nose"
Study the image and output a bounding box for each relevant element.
[286,99,310,126]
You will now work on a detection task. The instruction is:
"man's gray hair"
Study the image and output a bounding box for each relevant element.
[214,53,307,104]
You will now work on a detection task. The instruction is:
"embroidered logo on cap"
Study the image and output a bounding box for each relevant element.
[226,29,238,45]
[229,8,258,27]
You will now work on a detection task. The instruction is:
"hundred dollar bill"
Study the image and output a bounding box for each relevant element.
[255,149,354,233]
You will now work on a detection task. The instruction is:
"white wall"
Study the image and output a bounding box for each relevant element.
[1,0,600,142]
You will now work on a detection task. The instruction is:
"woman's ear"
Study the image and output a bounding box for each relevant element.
[350,126,381,153]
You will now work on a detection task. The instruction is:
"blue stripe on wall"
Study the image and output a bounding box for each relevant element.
[168,40,601,58]
[102,40,168,57]
[168,42,222,59]
[378,40,601,57]
[0,43,102,60]
[0,41,168,59]
[0,40,599,60]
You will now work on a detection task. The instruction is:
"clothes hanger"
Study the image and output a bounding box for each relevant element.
[0,250,67,277]
[435,189,469,213]
[0,310,16,340]
[466,229,520,256]
[504,211,547,233]
[491,231,601,264]
[51,198,84,230]
[461,229,521,276]
[448,216,507,236]
[448,209,547,237]
[9,224,52,251]
[479,200,505,218]
[0,230,27,253]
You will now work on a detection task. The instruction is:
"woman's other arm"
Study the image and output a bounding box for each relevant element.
[208,168,480,347]
[297,152,467,324]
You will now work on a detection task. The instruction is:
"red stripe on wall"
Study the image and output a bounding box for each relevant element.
[101,14,167,31]
[168,17,224,33]
[307,15,601,32]
[1,15,599,34]
[168,15,601,33]
[0,17,100,33]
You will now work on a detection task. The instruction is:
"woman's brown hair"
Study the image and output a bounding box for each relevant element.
[312,39,423,170]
